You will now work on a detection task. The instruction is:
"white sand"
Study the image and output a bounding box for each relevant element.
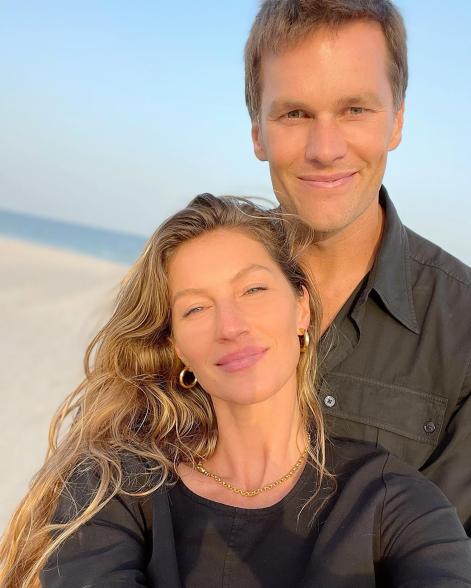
[0,237,128,531]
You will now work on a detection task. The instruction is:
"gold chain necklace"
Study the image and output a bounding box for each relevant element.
[195,434,310,498]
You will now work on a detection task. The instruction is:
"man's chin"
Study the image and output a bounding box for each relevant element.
[282,186,381,240]
[276,203,353,238]
[306,223,350,242]
[293,208,356,238]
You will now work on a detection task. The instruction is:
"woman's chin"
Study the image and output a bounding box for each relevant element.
[210,385,285,408]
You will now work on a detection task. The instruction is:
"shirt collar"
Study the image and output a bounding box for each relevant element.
[357,186,420,335]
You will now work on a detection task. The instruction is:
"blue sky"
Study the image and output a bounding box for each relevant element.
[1,1,470,263]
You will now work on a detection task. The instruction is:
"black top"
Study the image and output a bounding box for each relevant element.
[318,186,471,533]
[40,440,471,588]
[170,462,319,587]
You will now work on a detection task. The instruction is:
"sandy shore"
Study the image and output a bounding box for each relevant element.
[0,237,128,532]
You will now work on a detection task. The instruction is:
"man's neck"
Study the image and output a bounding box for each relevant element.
[305,200,385,334]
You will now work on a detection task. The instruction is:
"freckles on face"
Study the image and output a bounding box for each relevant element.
[253,20,404,234]
[168,229,309,405]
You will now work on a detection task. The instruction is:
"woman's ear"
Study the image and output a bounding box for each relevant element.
[297,285,311,331]
[169,337,186,365]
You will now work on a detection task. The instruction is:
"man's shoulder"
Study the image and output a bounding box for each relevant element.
[405,225,471,290]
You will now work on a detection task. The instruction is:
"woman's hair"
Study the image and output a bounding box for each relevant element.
[0,194,331,588]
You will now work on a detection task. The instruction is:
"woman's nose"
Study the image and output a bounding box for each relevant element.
[215,302,250,341]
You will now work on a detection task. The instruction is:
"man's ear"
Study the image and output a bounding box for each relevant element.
[388,101,405,152]
[251,122,267,161]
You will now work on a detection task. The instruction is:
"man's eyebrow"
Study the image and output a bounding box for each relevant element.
[268,99,312,115]
[172,264,273,304]
[268,93,384,115]
[335,93,384,109]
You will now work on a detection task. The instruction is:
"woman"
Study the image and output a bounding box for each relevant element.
[1,194,470,588]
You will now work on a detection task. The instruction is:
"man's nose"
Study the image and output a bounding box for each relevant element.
[304,117,347,166]
[215,302,249,341]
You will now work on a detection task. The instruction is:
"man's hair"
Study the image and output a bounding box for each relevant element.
[245,0,408,121]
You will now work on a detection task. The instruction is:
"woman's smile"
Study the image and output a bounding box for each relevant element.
[215,346,269,373]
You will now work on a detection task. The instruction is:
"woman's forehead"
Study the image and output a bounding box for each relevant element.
[168,229,281,293]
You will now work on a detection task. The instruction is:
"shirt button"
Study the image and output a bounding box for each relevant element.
[424,421,436,434]
[324,395,336,408]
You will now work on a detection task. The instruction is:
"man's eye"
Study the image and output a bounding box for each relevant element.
[285,110,305,119]
[348,106,366,116]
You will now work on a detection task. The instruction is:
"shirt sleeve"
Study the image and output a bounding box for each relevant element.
[40,468,151,588]
[420,359,471,535]
[378,453,471,588]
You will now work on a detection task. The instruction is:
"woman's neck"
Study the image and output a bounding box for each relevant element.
[205,391,307,492]
[177,382,310,509]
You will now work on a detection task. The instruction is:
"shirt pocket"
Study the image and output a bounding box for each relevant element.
[320,372,448,469]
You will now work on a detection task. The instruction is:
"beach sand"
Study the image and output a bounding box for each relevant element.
[0,237,128,531]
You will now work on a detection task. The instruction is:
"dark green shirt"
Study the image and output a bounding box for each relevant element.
[318,186,471,532]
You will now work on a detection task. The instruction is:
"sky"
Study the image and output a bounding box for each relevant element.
[1,1,470,263]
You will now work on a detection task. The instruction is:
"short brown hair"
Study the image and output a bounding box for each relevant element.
[245,0,408,120]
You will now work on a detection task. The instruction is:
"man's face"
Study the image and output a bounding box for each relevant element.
[252,20,404,236]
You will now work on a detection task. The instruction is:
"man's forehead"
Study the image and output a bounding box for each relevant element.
[259,21,392,107]
[260,20,389,71]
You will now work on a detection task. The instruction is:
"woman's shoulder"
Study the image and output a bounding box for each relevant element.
[327,436,426,481]
[52,452,168,527]
[325,436,455,511]
[325,437,463,537]
[326,436,391,479]
[319,443,471,584]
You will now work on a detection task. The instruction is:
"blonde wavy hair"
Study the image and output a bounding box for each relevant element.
[0,194,330,588]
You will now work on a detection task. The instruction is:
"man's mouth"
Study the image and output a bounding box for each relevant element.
[297,171,358,189]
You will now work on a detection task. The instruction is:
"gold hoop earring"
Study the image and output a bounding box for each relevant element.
[299,329,310,353]
[179,366,197,389]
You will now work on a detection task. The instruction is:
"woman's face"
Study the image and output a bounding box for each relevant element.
[169,228,310,406]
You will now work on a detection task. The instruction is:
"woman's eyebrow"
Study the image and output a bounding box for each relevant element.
[172,287,207,304]
[231,263,273,283]
[172,264,273,303]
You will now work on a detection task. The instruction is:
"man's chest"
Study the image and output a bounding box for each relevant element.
[318,297,468,469]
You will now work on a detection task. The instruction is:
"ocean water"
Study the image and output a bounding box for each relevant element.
[0,208,147,265]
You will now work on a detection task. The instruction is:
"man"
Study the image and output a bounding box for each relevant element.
[245,0,471,532]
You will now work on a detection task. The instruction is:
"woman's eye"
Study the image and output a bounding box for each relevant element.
[184,306,204,317]
[245,286,267,295]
